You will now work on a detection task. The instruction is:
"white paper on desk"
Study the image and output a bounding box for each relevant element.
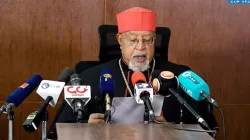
[111,95,165,124]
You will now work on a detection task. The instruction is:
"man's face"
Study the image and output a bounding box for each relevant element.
[117,31,156,72]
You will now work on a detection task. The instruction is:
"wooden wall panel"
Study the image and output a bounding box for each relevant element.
[0,0,104,102]
[0,0,104,139]
[214,105,250,140]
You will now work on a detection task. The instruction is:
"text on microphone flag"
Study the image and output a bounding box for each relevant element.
[181,71,200,84]
[41,83,61,89]
[137,83,152,89]
[64,86,91,98]
[66,86,88,95]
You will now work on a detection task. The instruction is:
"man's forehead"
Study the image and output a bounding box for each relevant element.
[124,31,155,37]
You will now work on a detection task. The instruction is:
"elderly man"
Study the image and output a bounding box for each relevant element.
[48,7,218,139]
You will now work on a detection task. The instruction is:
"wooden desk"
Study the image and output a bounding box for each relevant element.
[56,123,214,140]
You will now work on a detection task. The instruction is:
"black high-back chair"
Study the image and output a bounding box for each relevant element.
[98,25,171,63]
[75,25,171,74]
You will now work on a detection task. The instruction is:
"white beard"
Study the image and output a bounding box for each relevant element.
[128,51,150,72]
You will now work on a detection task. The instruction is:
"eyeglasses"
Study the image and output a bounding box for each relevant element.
[121,34,156,47]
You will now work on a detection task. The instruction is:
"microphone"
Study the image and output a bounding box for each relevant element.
[69,73,81,85]
[100,68,114,123]
[58,67,75,83]
[178,70,219,107]
[0,74,43,115]
[152,70,210,129]
[131,72,155,121]
[23,68,73,132]
[74,61,101,74]
[178,71,225,140]
[152,70,179,97]
[64,73,91,123]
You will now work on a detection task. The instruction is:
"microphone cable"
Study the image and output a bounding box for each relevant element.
[215,105,226,140]
[153,119,217,133]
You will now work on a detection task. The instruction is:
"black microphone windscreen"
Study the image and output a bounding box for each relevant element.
[74,61,102,74]
[57,67,74,82]
[152,70,161,79]
[152,70,179,96]
[70,73,81,85]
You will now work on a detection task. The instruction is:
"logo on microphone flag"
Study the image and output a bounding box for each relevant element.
[36,80,66,107]
[64,85,91,109]
[66,86,88,96]
[20,83,29,89]
[160,71,174,79]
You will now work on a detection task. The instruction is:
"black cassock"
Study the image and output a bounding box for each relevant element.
[48,58,218,139]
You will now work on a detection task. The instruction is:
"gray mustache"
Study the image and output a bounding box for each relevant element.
[132,52,147,57]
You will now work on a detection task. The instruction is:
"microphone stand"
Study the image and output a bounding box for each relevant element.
[143,105,149,124]
[104,111,111,123]
[104,94,112,124]
[141,94,154,124]
[42,110,48,140]
[73,99,85,123]
[1,103,16,140]
[169,88,210,130]
[22,96,52,139]
[180,105,183,124]
[8,111,14,140]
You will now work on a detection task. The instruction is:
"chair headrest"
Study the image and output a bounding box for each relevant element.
[98,25,171,62]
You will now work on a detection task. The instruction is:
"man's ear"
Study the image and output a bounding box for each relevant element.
[116,33,123,46]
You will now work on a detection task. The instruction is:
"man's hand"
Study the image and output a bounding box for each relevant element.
[141,116,166,124]
[88,113,105,123]
[155,116,166,122]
